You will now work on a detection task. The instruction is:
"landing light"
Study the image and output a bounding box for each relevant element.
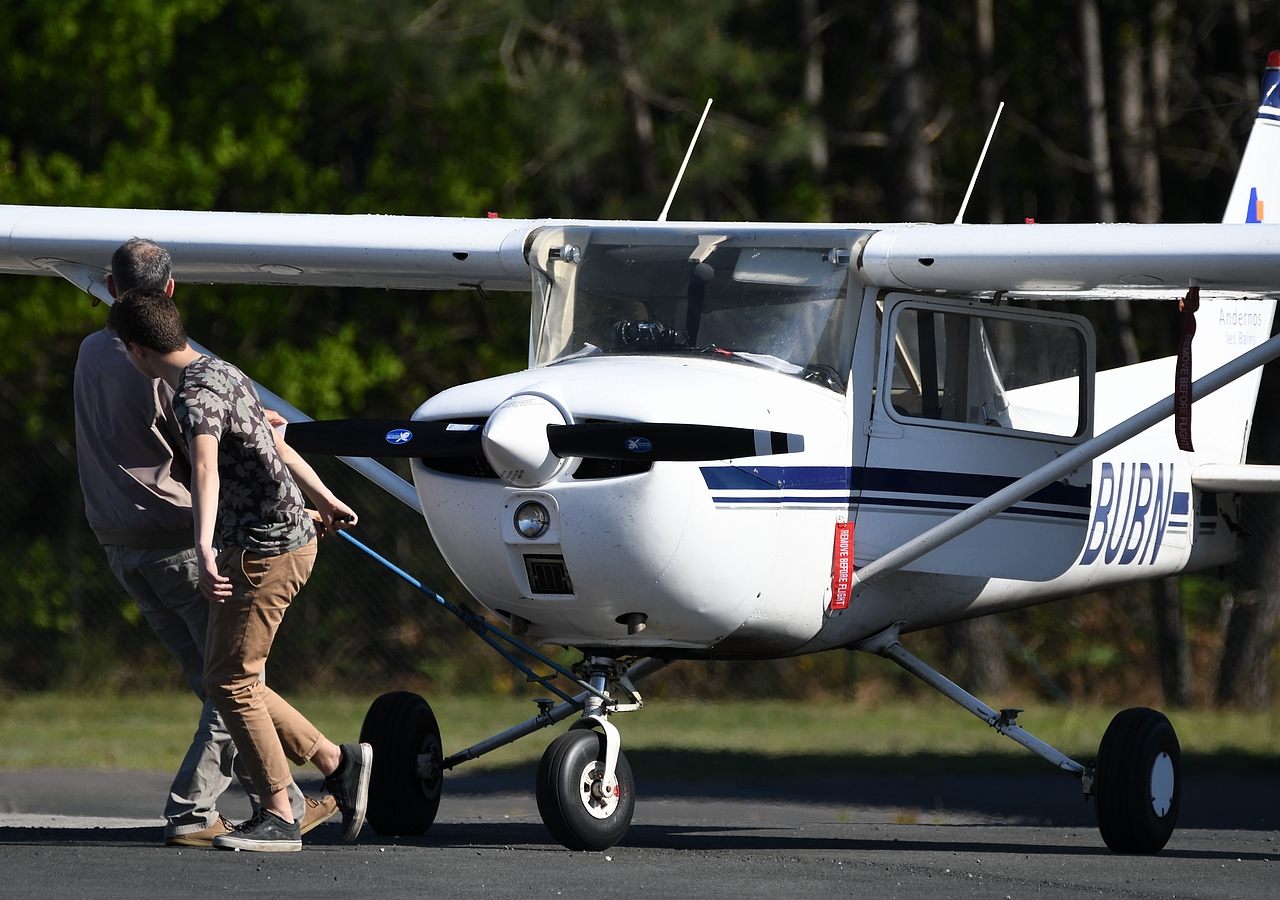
[514,501,551,540]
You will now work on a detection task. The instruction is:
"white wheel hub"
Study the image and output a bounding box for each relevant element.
[1150,751,1175,817]
[578,762,620,819]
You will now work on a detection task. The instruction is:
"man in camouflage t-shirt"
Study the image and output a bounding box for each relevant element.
[112,287,373,852]
[175,353,317,555]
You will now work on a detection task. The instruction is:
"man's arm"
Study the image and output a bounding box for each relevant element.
[273,430,358,534]
[190,433,233,603]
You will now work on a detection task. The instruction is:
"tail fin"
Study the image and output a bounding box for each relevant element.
[1222,51,1280,224]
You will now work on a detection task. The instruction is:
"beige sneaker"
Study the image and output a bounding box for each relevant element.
[165,815,234,848]
[300,794,339,835]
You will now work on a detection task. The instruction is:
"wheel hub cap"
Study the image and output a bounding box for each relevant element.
[579,762,620,819]
[1150,751,1174,817]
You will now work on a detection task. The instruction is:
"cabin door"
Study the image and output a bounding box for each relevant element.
[854,294,1094,581]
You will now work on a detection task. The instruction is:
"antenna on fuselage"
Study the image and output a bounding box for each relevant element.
[953,100,1005,225]
[658,98,714,222]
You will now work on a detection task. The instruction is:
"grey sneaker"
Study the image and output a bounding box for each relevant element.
[323,742,372,842]
[212,810,301,852]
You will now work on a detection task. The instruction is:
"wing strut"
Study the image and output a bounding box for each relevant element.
[49,264,422,513]
[855,623,1089,782]
[848,328,1280,599]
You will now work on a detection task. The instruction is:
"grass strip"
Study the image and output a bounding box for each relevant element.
[2,693,1278,777]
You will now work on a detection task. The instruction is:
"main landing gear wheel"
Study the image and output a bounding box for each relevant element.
[536,728,635,851]
[1094,707,1181,854]
[359,691,443,836]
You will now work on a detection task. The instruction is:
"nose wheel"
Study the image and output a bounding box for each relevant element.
[1094,707,1181,854]
[536,728,635,850]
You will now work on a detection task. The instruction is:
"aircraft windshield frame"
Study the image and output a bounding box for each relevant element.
[528,226,870,392]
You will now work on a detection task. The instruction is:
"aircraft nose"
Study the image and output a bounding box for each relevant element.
[481,393,570,487]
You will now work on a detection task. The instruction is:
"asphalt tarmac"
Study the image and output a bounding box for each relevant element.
[1,768,1276,898]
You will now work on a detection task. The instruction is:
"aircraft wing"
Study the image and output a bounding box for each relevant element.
[858,223,1280,295]
[0,204,542,292]
[5,203,1280,298]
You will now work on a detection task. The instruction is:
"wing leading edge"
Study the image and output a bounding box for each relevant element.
[3,203,1278,299]
[0,205,542,292]
[858,223,1280,295]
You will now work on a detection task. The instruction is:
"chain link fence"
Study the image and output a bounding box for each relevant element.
[0,436,528,696]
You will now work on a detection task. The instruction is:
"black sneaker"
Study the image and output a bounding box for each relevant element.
[211,810,301,852]
[323,742,372,842]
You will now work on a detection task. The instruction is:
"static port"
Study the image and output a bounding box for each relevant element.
[514,501,550,539]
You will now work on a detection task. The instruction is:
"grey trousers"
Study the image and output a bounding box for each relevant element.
[104,545,304,836]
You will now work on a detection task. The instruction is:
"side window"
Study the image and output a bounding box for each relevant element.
[888,306,1086,438]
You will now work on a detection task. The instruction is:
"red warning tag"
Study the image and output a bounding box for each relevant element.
[829,521,854,610]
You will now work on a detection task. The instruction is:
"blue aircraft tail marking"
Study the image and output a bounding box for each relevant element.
[1080,463,1175,566]
[1247,187,1264,223]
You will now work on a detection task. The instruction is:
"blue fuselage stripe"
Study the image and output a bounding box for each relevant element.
[709,494,1088,521]
[702,465,1091,522]
[701,465,1091,508]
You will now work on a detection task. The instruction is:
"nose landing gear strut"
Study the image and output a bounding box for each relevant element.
[535,657,639,851]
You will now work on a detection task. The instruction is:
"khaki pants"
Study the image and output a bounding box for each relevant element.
[105,545,304,834]
[205,538,324,797]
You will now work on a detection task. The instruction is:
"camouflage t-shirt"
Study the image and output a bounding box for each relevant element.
[173,356,316,554]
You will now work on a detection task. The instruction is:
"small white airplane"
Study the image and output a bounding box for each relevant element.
[6,53,1280,855]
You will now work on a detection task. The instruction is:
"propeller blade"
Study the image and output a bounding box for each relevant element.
[547,423,804,461]
[282,419,483,458]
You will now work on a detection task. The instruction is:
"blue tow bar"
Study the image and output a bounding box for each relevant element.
[335,529,603,707]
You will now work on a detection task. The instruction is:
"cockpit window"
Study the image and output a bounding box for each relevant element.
[887,303,1088,438]
[528,226,868,392]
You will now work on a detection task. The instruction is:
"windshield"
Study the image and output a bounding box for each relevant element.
[529,226,868,392]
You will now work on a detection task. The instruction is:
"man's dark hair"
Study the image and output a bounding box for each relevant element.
[111,238,172,294]
[109,288,188,353]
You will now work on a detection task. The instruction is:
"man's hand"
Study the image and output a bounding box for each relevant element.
[313,495,358,536]
[271,424,357,536]
[198,545,233,603]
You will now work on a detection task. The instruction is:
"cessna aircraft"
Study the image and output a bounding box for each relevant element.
[5,53,1280,856]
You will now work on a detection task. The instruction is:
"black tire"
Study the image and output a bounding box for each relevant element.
[535,731,576,848]
[359,691,443,836]
[535,728,634,851]
[1094,707,1181,854]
